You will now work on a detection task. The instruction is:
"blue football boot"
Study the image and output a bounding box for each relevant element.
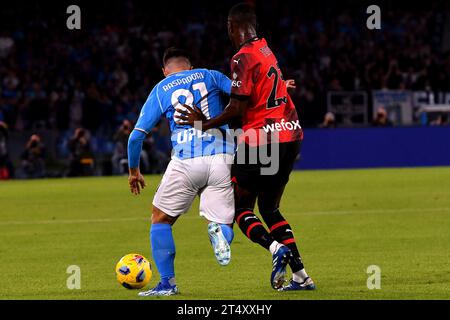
[270,245,293,289]
[279,277,316,291]
[138,280,179,297]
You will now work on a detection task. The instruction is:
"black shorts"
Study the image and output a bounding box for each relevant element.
[231,140,301,193]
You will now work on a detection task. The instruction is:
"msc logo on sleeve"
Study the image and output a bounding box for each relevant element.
[232,80,242,88]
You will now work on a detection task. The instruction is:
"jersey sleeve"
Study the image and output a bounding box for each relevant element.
[134,86,164,134]
[230,52,258,98]
[128,86,164,169]
[210,70,232,95]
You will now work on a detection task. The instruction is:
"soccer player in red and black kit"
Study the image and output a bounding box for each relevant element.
[176,3,315,291]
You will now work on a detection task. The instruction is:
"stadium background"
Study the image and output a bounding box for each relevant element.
[1,0,450,179]
[1,0,449,301]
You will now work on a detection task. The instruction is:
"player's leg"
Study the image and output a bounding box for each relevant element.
[258,141,315,291]
[232,145,275,250]
[234,182,294,289]
[199,154,235,265]
[138,206,179,297]
[232,144,293,289]
[258,187,314,290]
[139,159,198,297]
[234,183,272,248]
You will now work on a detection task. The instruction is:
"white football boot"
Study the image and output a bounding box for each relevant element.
[208,222,231,266]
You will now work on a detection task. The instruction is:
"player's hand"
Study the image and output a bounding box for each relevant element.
[128,169,146,195]
[286,79,296,91]
[174,104,206,127]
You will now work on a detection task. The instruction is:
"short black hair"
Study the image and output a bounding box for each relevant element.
[162,47,191,66]
[228,2,257,28]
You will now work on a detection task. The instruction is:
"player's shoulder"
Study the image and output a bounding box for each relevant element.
[231,51,259,73]
[231,43,264,67]
[191,67,210,77]
[232,48,256,61]
[193,68,220,78]
[156,70,198,93]
[152,77,169,93]
[233,38,271,60]
[193,68,229,84]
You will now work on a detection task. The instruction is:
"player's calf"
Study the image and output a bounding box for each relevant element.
[147,206,178,296]
[261,208,311,285]
[235,208,292,289]
[235,208,274,249]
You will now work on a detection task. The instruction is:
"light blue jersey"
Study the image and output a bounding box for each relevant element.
[133,68,234,160]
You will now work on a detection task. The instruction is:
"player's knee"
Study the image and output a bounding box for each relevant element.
[257,198,278,216]
[259,207,285,228]
[151,206,177,225]
[258,203,279,218]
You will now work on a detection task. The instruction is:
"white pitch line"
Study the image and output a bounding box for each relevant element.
[0,207,449,226]
[0,217,150,226]
[300,207,450,216]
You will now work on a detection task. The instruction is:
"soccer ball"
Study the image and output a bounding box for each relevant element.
[115,253,152,289]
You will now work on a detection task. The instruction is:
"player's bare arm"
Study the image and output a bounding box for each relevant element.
[175,97,248,130]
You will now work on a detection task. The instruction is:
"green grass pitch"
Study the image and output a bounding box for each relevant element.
[1,167,449,300]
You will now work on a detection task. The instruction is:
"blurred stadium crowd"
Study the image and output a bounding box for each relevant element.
[0,0,449,178]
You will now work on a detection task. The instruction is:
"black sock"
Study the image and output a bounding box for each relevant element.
[235,208,274,250]
[262,209,305,273]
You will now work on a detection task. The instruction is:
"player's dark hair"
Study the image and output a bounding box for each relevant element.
[162,47,191,66]
[228,2,257,28]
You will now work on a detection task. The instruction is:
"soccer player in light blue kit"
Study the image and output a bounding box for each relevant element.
[127,48,235,296]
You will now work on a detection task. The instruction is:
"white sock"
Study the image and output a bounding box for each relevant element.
[269,241,283,255]
[293,269,309,283]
